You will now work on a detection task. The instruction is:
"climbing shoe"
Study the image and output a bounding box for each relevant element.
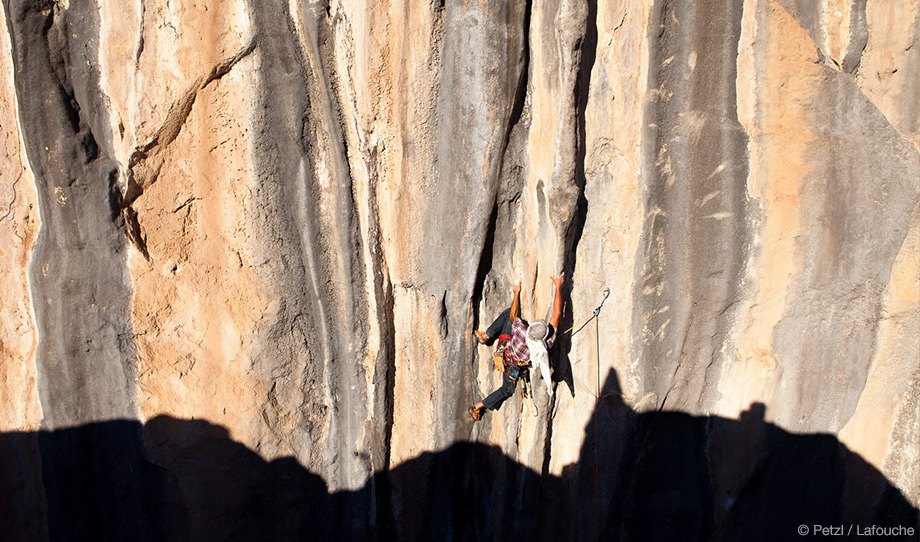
[468,406,482,421]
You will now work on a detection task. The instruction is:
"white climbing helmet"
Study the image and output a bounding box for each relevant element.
[527,320,549,343]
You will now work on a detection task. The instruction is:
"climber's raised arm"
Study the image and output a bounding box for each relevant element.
[509,280,522,322]
[549,274,564,329]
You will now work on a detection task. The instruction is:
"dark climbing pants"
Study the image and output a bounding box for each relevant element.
[481,307,519,410]
[482,369,519,411]
[485,308,513,344]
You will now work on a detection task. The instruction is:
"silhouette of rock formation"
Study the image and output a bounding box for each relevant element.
[1,370,916,541]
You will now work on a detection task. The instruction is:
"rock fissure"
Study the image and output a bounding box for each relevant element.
[0,168,21,222]
[120,38,257,259]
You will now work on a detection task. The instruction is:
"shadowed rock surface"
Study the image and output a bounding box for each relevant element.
[0,0,918,539]
[0,371,916,541]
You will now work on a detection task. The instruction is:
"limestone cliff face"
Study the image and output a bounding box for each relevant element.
[1,0,918,539]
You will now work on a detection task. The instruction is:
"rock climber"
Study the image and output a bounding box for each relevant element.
[468,273,565,421]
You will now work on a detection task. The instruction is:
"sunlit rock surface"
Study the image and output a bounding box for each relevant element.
[0,0,917,539]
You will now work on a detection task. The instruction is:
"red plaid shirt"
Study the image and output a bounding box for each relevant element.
[505,319,556,366]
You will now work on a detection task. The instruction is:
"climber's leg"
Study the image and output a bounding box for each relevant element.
[486,308,512,337]
[476,308,512,345]
[481,371,518,411]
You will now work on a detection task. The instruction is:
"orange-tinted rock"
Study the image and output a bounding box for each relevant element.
[0,0,917,538]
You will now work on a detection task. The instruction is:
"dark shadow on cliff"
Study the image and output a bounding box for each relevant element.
[554,0,600,400]
[1,369,917,541]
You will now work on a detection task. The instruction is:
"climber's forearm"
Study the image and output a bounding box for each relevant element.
[549,287,563,329]
[509,288,521,322]
[548,274,565,329]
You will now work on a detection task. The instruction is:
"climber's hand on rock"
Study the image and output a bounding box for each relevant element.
[552,273,564,288]
[512,280,521,294]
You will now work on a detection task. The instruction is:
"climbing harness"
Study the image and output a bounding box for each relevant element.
[489,335,541,416]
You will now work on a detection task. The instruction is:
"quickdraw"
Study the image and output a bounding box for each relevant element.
[562,287,610,337]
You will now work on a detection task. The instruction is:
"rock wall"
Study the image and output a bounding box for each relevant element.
[0,0,917,539]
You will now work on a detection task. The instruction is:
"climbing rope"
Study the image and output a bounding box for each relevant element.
[507,286,611,532]
[502,287,608,536]
[593,308,601,542]
[562,287,610,541]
